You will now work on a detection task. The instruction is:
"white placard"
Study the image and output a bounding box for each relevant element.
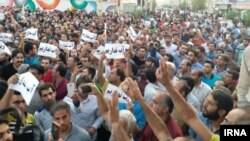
[9,72,39,105]
[104,43,130,59]
[59,40,74,50]
[67,83,75,97]
[104,23,107,35]
[38,43,57,59]
[0,41,11,55]
[0,12,5,20]
[127,26,138,41]
[0,33,14,43]
[93,45,105,60]
[25,28,38,40]
[81,29,97,43]
[104,84,131,103]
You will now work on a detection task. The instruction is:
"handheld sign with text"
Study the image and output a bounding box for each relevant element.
[103,43,130,59]
[9,72,39,105]
[93,45,105,60]
[59,40,74,50]
[25,28,38,40]
[0,12,4,20]
[127,26,138,41]
[0,33,14,43]
[104,84,131,103]
[0,41,11,55]
[81,29,97,43]
[38,43,57,59]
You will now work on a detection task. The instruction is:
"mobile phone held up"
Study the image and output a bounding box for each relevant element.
[51,121,61,140]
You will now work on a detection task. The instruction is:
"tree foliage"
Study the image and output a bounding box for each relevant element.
[227,10,238,21]
[152,0,157,11]
[179,0,188,10]
[192,0,206,12]
[243,10,250,27]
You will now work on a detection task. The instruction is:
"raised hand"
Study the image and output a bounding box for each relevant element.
[108,91,119,126]
[7,73,19,85]
[123,78,143,101]
[156,58,171,85]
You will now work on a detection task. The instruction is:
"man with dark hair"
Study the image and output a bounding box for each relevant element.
[145,57,157,68]
[0,49,24,81]
[187,49,203,71]
[66,56,79,81]
[202,60,221,88]
[0,119,13,141]
[190,69,212,110]
[173,43,188,68]
[23,42,39,65]
[214,54,229,78]
[176,59,191,78]
[41,57,53,83]
[131,46,147,67]
[52,62,68,100]
[44,101,91,141]
[144,68,166,102]
[195,46,209,65]
[34,83,56,131]
[223,70,239,92]
[189,88,234,141]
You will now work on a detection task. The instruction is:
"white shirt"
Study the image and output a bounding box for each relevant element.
[144,82,166,102]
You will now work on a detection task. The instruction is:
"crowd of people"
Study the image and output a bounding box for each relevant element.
[0,6,250,141]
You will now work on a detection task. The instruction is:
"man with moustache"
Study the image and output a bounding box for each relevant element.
[188,88,234,141]
[34,83,57,131]
[0,49,24,81]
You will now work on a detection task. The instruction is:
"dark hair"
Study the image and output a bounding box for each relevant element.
[13,91,22,96]
[179,77,195,95]
[56,63,67,77]
[76,76,92,88]
[41,57,52,64]
[218,54,229,64]
[38,83,56,97]
[146,68,157,83]
[162,94,174,113]
[85,66,96,79]
[24,42,34,54]
[204,60,215,69]
[227,70,239,80]
[0,80,8,99]
[165,53,174,62]
[0,119,9,125]
[12,49,25,58]
[188,49,199,58]
[116,68,126,82]
[29,64,45,75]
[50,101,71,116]
[196,46,205,53]
[146,57,158,67]
[211,88,234,115]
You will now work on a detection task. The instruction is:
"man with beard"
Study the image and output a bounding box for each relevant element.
[34,83,57,131]
[0,49,24,81]
[188,88,234,141]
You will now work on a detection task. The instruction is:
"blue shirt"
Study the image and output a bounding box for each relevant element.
[24,55,39,65]
[201,74,221,88]
[119,101,146,129]
[34,107,52,131]
[188,113,220,141]
[191,62,203,71]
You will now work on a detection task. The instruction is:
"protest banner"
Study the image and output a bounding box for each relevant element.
[104,83,131,103]
[0,41,11,55]
[9,72,39,105]
[81,29,97,43]
[59,40,74,50]
[38,43,57,58]
[25,28,38,40]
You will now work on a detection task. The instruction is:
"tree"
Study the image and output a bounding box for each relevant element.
[227,10,238,21]
[243,10,250,27]
[179,0,188,10]
[192,0,206,12]
[152,0,157,11]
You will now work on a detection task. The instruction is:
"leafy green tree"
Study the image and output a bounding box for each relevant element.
[227,10,238,21]
[179,0,188,10]
[192,0,206,12]
[243,10,250,27]
[152,0,157,11]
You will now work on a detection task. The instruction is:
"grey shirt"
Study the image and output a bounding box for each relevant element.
[44,123,91,141]
[34,107,52,131]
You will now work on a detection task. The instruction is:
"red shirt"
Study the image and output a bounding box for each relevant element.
[138,116,183,141]
[41,70,53,83]
[53,78,68,100]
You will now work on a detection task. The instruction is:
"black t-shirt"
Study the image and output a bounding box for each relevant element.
[0,63,17,81]
[132,55,145,68]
